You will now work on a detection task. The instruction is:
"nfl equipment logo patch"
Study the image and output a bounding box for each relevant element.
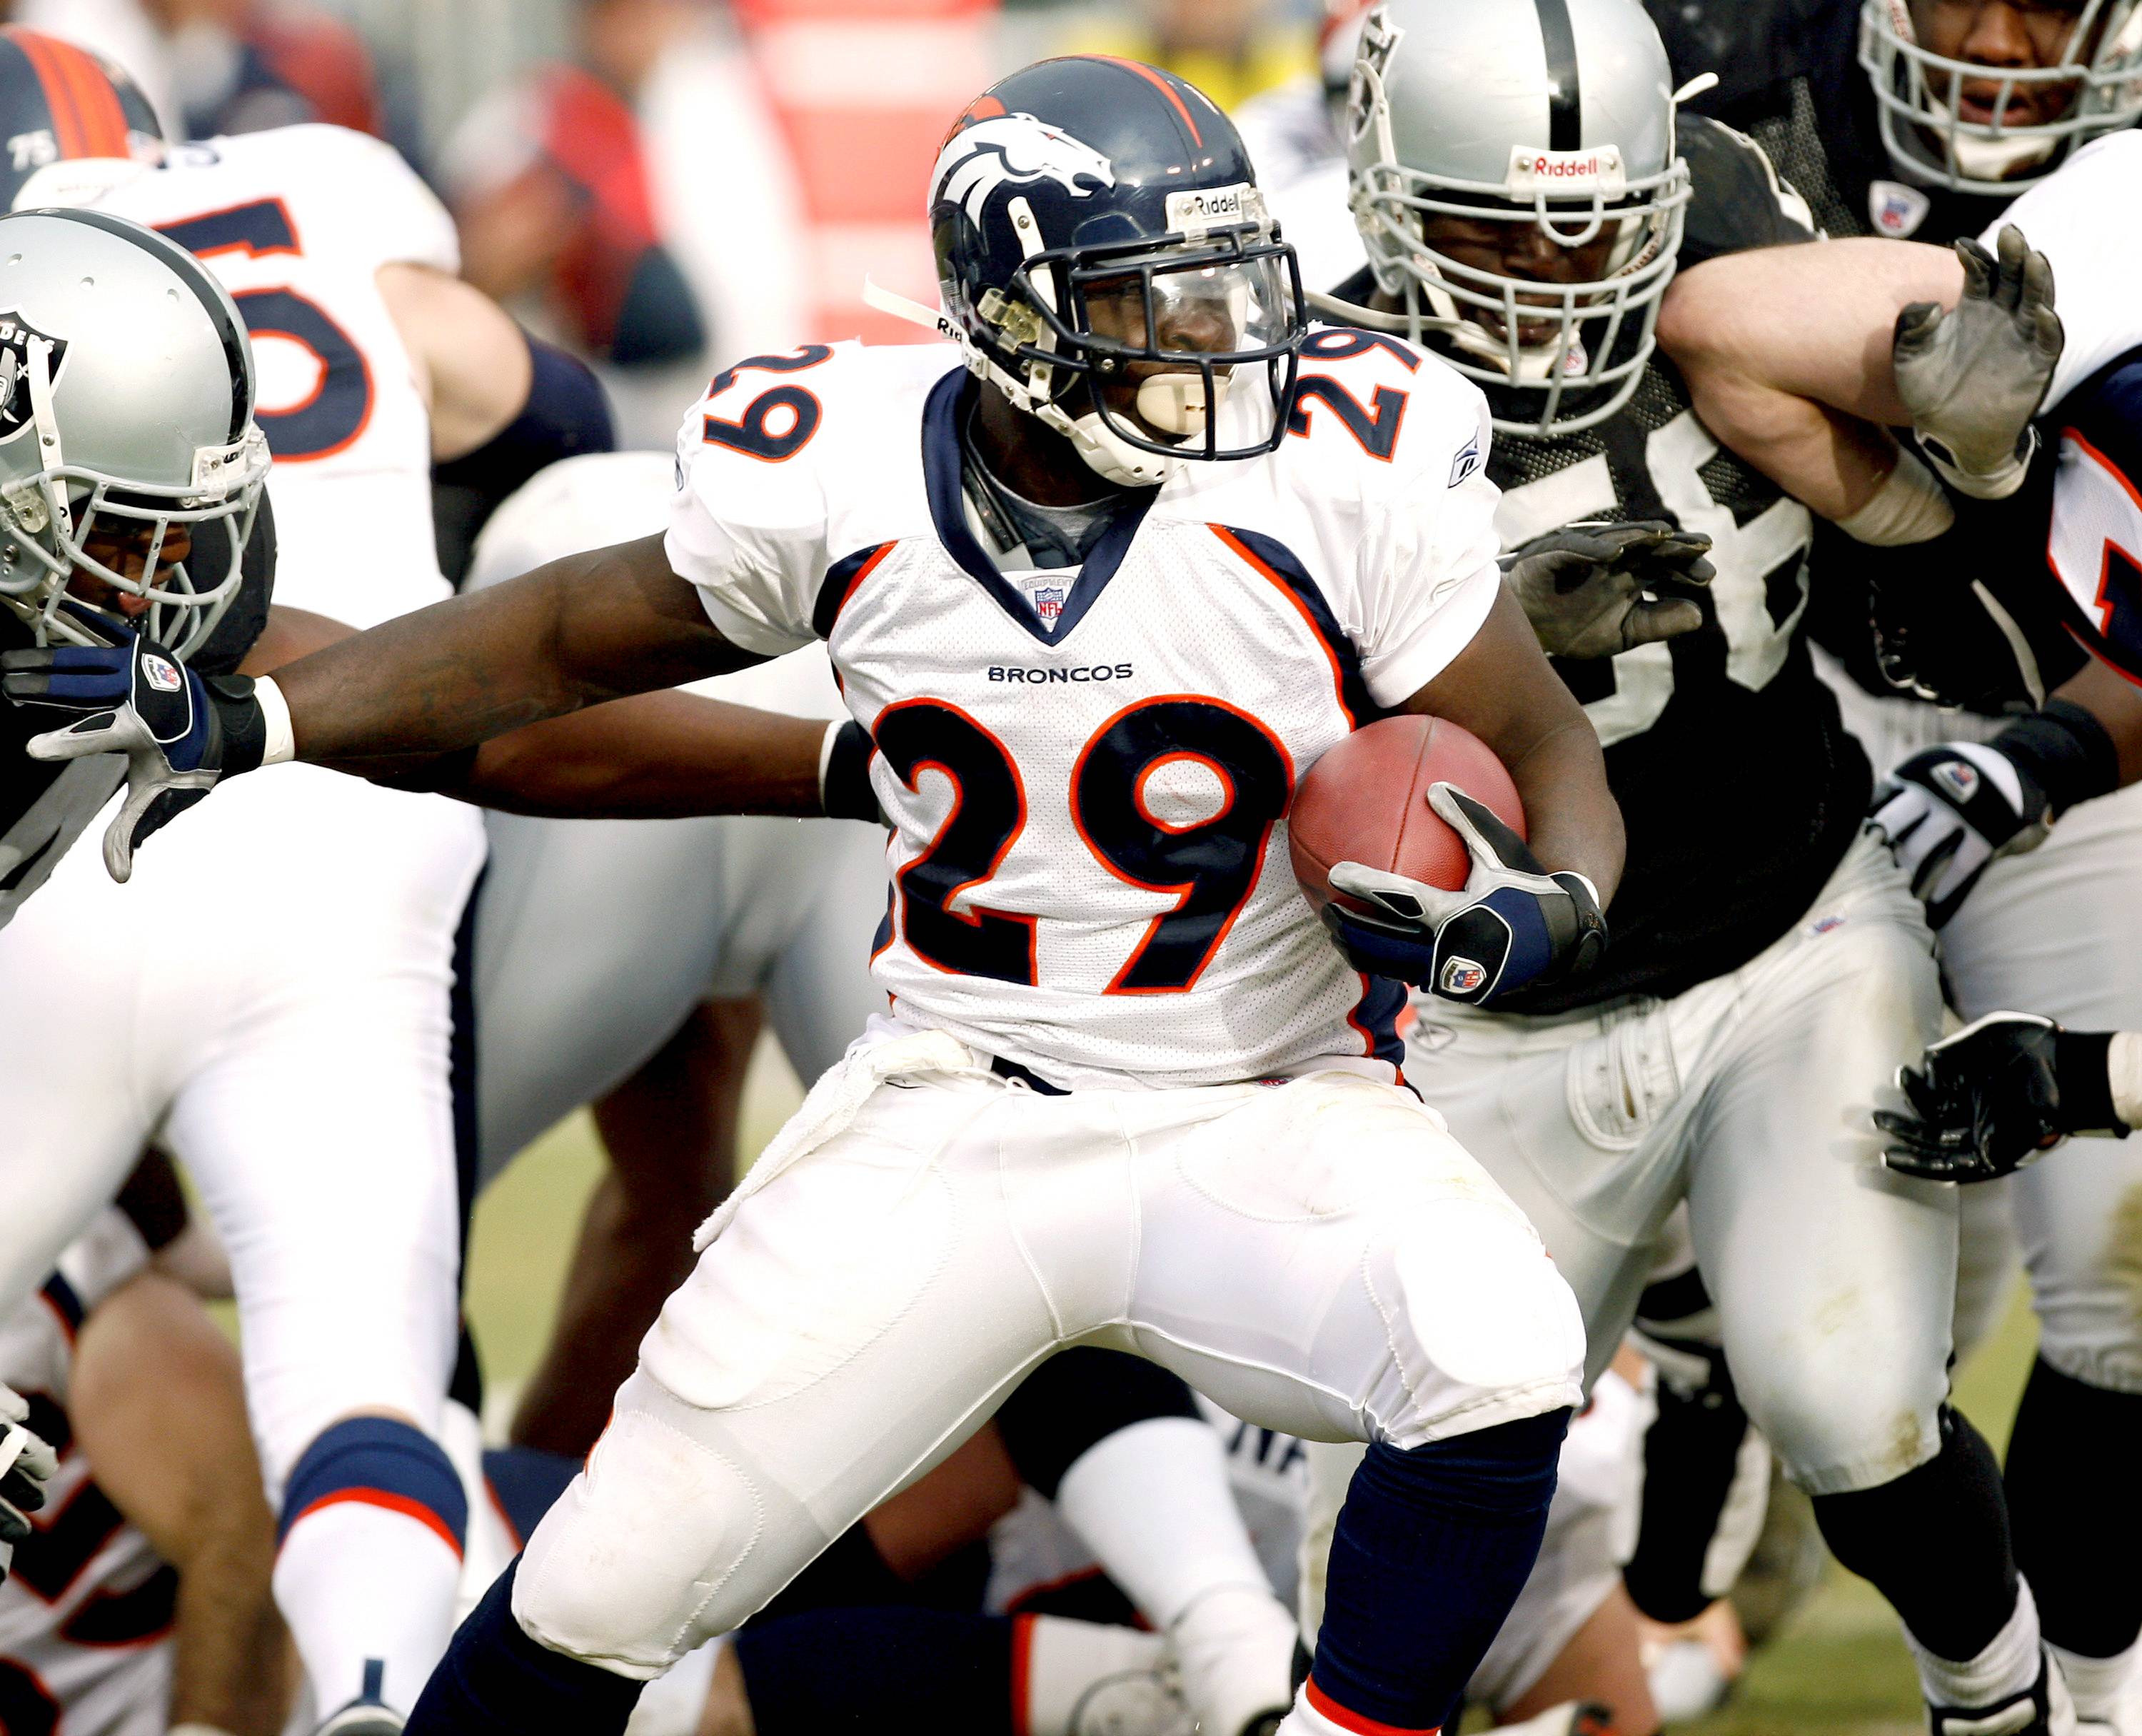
[1439,956,1488,996]
[1869,180,1931,239]
[1933,761,1980,803]
[141,653,183,694]
[0,315,66,443]
[1033,585,1066,624]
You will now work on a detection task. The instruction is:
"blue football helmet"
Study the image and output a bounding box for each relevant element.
[904,56,1307,487]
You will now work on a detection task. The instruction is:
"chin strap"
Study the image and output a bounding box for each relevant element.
[861,274,1178,489]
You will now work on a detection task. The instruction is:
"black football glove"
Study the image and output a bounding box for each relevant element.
[1321,784,1606,1005]
[1878,1013,2126,1183]
[1502,520,1715,661]
[1,630,266,882]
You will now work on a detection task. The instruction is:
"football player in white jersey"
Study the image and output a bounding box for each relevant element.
[0,1168,290,1736]
[19,54,1633,1736]
[0,33,609,1734]
[1659,131,2142,1732]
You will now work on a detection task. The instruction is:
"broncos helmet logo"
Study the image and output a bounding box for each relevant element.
[933,113,1116,227]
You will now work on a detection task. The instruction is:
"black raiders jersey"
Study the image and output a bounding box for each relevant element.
[0,497,274,931]
[1334,118,1870,1012]
[1648,0,2037,249]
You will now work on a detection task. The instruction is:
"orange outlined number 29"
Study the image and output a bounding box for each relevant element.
[703,346,833,463]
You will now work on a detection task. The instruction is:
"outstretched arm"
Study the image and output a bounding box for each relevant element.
[266,533,753,771]
[1658,239,1964,520]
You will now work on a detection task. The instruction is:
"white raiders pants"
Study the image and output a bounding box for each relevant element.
[1400,831,1950,1496]
[508,1035,1587,1676]
[0,765,482,1485]
[471,808,886,1188]
[1831,661,2142,1395]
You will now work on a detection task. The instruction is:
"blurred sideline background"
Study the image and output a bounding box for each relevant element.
[34,0,2038,1727]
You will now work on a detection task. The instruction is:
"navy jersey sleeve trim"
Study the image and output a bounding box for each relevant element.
[1213,523,1380,728]
[813,541,897,641]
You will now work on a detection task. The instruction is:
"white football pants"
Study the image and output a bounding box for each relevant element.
[508,1035,1587,1676]
[1402,831,1951,1495]
[1831,663,2142,1395]
[0,764,480,1483]
[472,808,887,1188]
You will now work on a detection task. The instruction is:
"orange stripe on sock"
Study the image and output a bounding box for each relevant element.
[1304,1675,1441,1736]
[283,1489,466,1560]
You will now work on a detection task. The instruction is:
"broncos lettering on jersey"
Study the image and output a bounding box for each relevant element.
[667,336,1503,1090]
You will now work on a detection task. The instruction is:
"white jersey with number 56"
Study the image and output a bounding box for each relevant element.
[668,336,1503,1090]
[86,124,457,628]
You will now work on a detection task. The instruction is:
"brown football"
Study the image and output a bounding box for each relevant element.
[1288,715,1527,918]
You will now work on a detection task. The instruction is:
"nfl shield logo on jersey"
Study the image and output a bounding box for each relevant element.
[1439,956,1488,996]
[1034,584,1067,624]
[0,315,66,442]
[1868,180,1932,239]
[141,653,183,694]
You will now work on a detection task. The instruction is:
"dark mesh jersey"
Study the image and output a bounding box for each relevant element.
[0,495,275,932]
[1648,0,2028,249]
[1334,118,1870,1012]
[1649,0,2128,717]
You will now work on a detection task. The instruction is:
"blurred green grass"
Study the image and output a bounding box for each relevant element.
[462,1041,2045,1732]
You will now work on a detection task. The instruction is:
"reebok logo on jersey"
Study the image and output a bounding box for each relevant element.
[141,653,183,694]
[988,663,1135,683]
[1934,761,1980,803]
[1449,432,1482,488]
[1439,957,1488,996]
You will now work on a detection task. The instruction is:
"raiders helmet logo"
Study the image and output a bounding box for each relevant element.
[0,315,66,445]
[934,113,1115,226]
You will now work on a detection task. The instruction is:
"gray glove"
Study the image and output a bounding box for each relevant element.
[1893,224,2063,501]
[1502,520,1716,660]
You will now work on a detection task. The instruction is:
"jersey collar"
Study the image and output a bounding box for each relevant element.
[921,369,1155,647]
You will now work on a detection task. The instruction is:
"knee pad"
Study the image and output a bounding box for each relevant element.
[1739,1354,1945,1497]
[513,1373,828,1678]
[281,1415,467,1555]
[1369,1199,1586,1450]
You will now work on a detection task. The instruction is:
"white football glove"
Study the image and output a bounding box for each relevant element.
[1866,741,2047,927]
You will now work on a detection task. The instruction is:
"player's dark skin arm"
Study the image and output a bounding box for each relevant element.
[246,586,833,818]
[263,531,755,767]
[1404,585,1626,902]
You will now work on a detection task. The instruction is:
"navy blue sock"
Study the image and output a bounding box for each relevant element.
[405,1560,643,1736]
[1309,1410,1570,1732]
[733,1607,1015,1734]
